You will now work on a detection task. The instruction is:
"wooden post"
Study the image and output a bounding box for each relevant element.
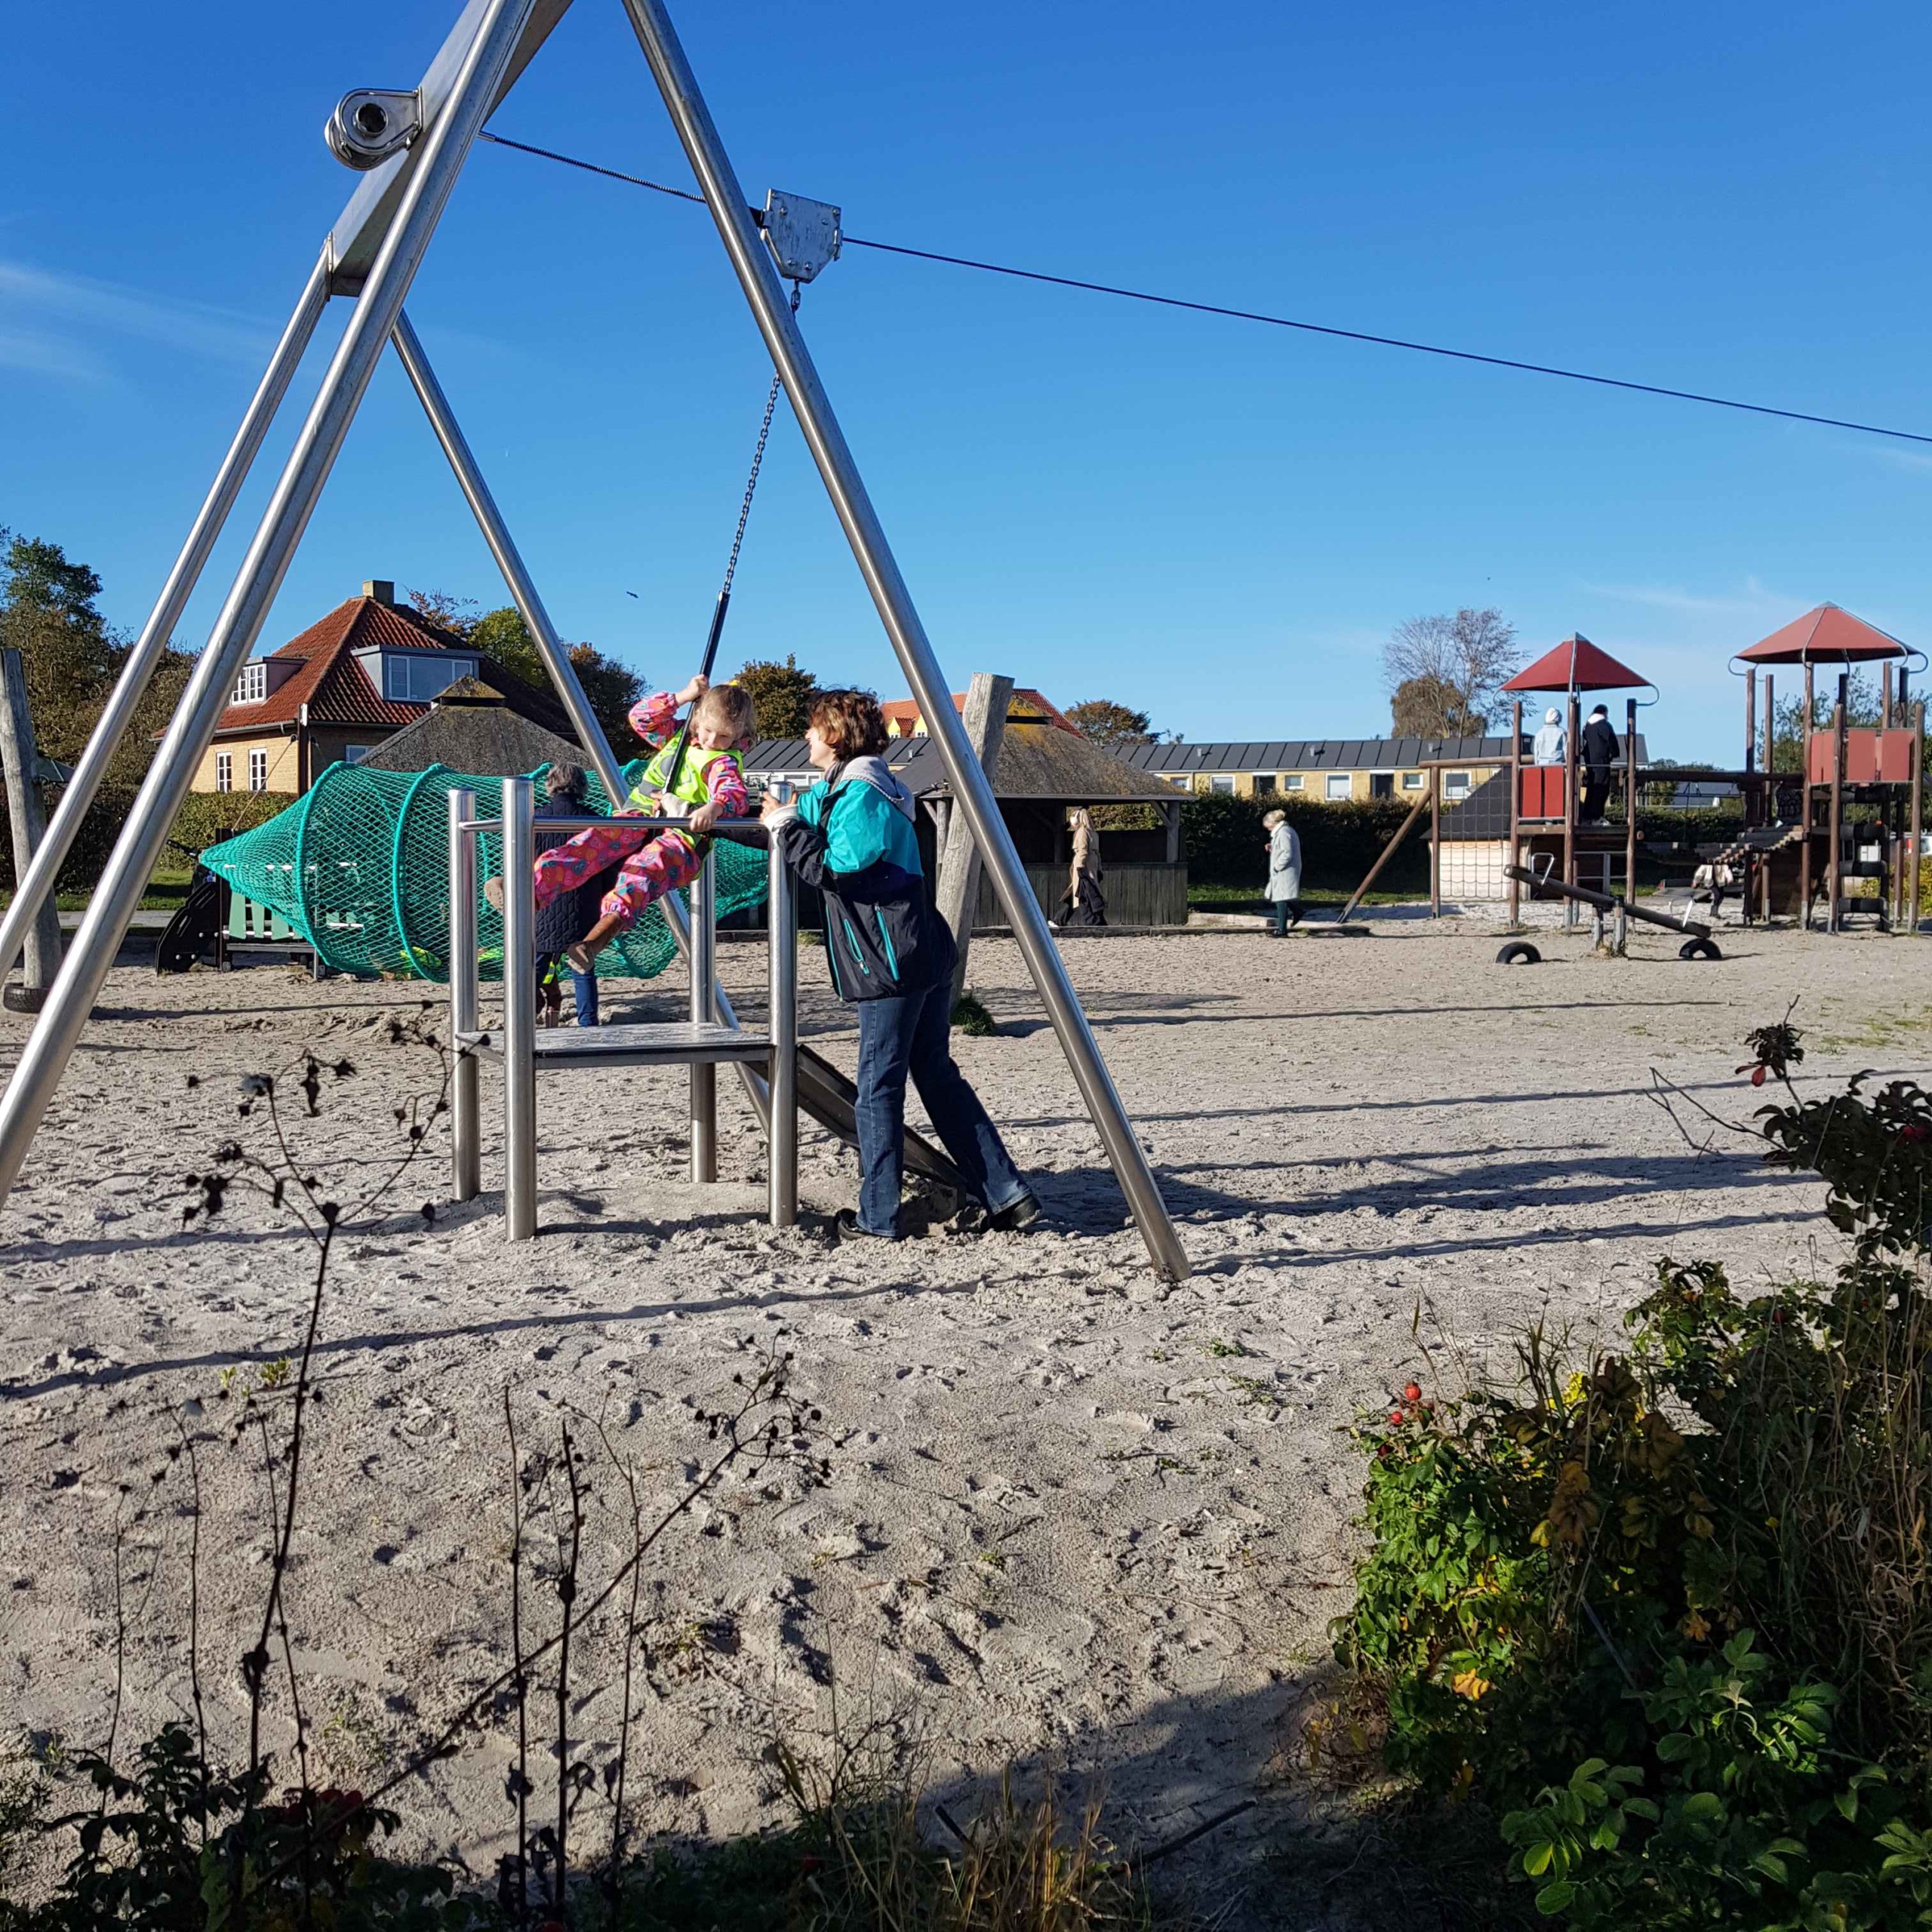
[1507,699,1523,925]
[1745,668,1757,774]
[1336,789,1430,925]
[1429,765,1441,916]
[935,672,1014,1006]
[1562,694,1580,925]
[1912,701,1924,935]
[1623,697,1638,912]
[1827,682,1847,934]
[1164,798,1181,865]
[1884,663,1895,729]
[1761,672,1775,922]
[1800,663,1816,927]
[0,649,64,1008]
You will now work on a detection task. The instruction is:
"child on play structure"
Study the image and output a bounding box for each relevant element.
[486,674,755,972]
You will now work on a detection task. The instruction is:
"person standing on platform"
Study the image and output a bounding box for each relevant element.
[1580,704,1619,822]
[1533,706,1567,765]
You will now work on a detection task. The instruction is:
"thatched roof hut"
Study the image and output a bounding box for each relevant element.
[354,676,584,777]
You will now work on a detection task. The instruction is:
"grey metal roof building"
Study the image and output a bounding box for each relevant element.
[1115,737,1516,777]
[742,728,1175,802]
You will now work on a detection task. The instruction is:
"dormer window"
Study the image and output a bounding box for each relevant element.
[352,648,478,703]
[232,661,268,705]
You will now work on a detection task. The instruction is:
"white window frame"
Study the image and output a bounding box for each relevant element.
[248,749,269,793]
[1400,772,1425,792]
[1208,774,1235,795]
[215,752,232,793]
[1281,774,1303,792]
[1444,771,1472,798]
[231,661,267,706]
[382,654,478,703]
[1324,773,1352,801]
[343,744,373,765]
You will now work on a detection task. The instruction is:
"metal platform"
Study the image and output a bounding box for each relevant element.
[462,1021,774,1069]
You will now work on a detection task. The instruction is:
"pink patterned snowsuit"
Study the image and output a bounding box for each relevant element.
[529,692,749,934]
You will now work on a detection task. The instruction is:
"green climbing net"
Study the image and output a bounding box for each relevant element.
[198,760,768,981]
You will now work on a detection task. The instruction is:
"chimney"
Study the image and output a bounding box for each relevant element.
[362,579,395,605]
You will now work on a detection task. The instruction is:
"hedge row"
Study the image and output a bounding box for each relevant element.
[0,788,295,894]
[1180,791,1425,890]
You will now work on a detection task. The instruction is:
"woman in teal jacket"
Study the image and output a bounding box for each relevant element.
[763,690,1038,1242]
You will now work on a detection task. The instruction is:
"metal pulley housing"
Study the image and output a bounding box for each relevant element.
[761,189,841,283]
[325,90,423,170]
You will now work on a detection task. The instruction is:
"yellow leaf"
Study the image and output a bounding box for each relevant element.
[1452,1670,1493,1701]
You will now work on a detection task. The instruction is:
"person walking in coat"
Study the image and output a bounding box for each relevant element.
[1263,808,1302,934]
[1580,704,1620,822]
[1054,806,1106,927]
[762,688,1039,1243]
[533,763,606,1026]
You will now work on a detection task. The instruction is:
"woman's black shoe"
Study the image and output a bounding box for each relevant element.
[834,1208,898,1244]
[989,1192,1044,1232]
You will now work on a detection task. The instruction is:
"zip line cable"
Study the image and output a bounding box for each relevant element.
[477,128,1932,449]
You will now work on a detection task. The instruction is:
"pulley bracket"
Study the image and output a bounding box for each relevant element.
[761,189,841,283]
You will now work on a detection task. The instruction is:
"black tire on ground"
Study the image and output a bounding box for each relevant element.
[1678,937,1723,961]
[1497,940,1542,965]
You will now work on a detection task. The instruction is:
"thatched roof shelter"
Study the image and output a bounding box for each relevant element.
[355,676,583,777]
[743,725,1175,804]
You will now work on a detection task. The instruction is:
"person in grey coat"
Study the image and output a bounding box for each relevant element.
[1263,808,1303,934]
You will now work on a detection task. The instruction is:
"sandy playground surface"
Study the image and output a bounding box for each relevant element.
[2,918,1925,1919]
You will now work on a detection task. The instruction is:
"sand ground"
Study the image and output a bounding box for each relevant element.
[2,919,1924,1921]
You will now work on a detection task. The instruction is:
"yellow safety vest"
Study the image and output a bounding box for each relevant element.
[627,739,728,821]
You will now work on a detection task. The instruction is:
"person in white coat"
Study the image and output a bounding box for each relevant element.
[1532,706,1567,765]
[1263,808,1303,934]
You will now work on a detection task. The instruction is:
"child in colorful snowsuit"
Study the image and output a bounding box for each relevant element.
[491,675,755,973]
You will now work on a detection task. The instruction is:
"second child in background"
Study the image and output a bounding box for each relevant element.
[487,675,755,973]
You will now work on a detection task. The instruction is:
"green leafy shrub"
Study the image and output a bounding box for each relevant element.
[1180,792,1422,889]
[1331,1032,1932,1926]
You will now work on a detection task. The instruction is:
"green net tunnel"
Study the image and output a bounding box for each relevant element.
[198,761,769,982]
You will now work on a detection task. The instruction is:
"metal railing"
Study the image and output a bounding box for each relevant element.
[447,777,795,1240]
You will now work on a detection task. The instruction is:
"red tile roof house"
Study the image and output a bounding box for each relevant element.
[187,580,575,795]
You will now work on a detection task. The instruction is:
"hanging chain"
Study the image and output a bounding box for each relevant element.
[717,281,801,601]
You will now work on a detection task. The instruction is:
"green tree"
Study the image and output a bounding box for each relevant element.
[464,605,645,754]
[0,530,193,889]
[1390,672,1487,738]
[1065,698,1155,751]
[734,654,820,739]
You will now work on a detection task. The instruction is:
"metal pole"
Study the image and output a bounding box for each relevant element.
[387,309,770,1134]
[0,0,537,1207]
[1827,688,1847,936]
[1745,669,1757,774]
[448,787,481,1202]
[0,651,62,1001]
[0,253,331,985]
[688,844,717,1183]
[768,829,796,1227]
[1508,700,1522,925]
[1624,697,1638,919]
[1912,701,1924,936]
[617,0,1188,1278]
[1799,665,1816,928]
[502,777,537,1239]
[1760,672,1774,923]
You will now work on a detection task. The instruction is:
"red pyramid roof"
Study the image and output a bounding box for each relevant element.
[1501,634,1650,693]
[1737,603,1906,664]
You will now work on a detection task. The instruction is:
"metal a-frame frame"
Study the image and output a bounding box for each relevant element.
[0,0,1189,1281]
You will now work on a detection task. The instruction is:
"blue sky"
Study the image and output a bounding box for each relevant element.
[5,0,1930,761]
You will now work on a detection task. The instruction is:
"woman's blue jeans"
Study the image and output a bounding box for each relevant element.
[854,979,1028,1237]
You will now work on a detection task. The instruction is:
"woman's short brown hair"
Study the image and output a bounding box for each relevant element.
[808,688,888,760]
